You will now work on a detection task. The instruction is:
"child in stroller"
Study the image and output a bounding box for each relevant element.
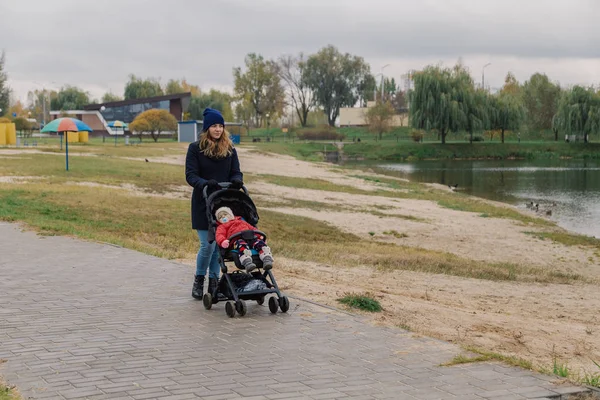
[202,182,289,317]
[215,206,274,273]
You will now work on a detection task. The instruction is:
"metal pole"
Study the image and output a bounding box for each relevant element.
[65,132,69,171]
[482,63,491,90]
[381,64,390,101]
[42,93,46,126]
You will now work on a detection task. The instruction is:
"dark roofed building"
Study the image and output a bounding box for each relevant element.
[50,92,191,136]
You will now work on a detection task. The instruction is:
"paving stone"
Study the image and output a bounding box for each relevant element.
[0,223,589,400]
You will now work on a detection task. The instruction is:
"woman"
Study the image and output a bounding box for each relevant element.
[185,108,243,299]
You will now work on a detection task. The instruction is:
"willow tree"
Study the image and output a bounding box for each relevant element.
[409,66,464,144]
[489,92,525,143]
[553,86,600,143]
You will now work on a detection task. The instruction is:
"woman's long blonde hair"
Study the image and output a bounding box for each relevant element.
[199,129,234,158]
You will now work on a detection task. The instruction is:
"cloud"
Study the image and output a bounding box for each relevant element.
[2,0,599,102]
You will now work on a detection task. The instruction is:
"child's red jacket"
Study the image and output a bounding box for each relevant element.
[215,217,257,247]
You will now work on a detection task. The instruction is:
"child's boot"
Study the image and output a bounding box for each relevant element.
[239,250,256,273]
[260,246,274,270]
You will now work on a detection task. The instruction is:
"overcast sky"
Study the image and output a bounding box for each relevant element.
[1,0,599,104]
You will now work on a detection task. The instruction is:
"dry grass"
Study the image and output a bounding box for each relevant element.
[0,151,588,285]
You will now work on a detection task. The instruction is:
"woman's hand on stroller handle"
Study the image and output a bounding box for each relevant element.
[202,181,247,199]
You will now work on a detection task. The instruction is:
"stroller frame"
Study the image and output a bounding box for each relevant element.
[201,182,289,317]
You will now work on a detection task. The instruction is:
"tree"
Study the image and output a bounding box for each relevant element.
[383,77,398,100]
[553,86,600,143]
[364,101,395,140]
[50,86,90,110]
[102,92,122,103]
[187,90,234,122]
[129,109,177,142]
[409,65,464,144]
[233,53,285,127]
[0,51,10,115]
[522,73,561,130]
[124,74,164,100]
[27,89,57,126]
[356,73,377,107]
[8,100,26,117]
[234,98,255,131]
[304,45,372,126]
[13,117,32,134]
[165,79,200,96]
[391,90,408,113]
[278,53,316,127]
[490,92,526,143]
[500,72,521,96]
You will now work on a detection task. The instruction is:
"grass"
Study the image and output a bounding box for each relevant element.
[0,149,590,285]
[383,230,409,238]
[245,136,600,162]
[0,364,19,400]
[442,346,533,370]
[0,385,19,400]
[0,153,186,193]
[444,349,600,390]
[337,293,382,312]
[554,357,570,377]
[524,231,600,249]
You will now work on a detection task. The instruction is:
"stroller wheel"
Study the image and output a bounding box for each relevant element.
[279,296,290,313]
[256,295,265,305]
[202,293,213,310]
[235,300,247,317]
[225,301,236,318]
[268,296,279,314]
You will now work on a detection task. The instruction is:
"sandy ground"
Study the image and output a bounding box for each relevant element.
[2,146,600,376]
[234,147,600,376]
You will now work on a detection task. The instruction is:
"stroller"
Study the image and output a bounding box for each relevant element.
[201,182,290,318]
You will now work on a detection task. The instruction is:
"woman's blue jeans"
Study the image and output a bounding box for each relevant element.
[196,230,220,279]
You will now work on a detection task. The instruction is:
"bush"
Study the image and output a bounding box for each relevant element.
[296,125,345,141]
[411,129,424,142]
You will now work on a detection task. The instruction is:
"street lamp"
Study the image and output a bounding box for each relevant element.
[32,81,57,126]
[380,64,390,101]
[374,73,382,102]
[482,63,492,90]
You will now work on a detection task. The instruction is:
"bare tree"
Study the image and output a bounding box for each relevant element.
[278,53,315,127]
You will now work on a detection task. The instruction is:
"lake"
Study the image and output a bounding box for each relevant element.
[374,159,600,238]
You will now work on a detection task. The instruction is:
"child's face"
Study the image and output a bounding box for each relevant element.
[217,212,233,224]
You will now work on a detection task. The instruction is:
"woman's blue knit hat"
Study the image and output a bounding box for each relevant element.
[202,108,225,132]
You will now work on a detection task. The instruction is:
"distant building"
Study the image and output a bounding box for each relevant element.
[339,101,408,127]
[49,92,191,136]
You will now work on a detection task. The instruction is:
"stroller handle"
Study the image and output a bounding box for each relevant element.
[202,181,248,200]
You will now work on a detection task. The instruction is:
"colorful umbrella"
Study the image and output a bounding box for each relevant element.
[40,118,92,172]
[41,117,92,133]
[107,120,128,129]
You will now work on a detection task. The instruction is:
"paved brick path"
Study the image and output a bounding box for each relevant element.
[0,223,590,399]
